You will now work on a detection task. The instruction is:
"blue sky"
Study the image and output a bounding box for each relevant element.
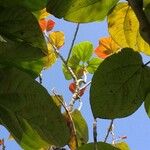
[1,10,150,150]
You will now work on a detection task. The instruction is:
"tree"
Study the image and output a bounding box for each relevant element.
[0,0,149,150]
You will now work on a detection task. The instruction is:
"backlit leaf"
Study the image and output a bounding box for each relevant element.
[46,0,119,23]
[90,48,145,119]
[0,0,47,11]
[95,37,120,59]
[72,41,93,62]
[0,6,48,76]
[0,68,70,149]
[87,58,102,74]
[114,142,130,150]
[78,142,120,150]
[43,43,57,69]
[49,31,65,49]
[69,110,88,148]
[108,3,150,55]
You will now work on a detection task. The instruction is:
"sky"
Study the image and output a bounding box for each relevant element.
[1,10,150,150]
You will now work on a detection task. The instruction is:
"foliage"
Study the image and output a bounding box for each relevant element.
[0,0,150,150]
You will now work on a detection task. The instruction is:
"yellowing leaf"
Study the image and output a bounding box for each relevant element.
[108,2,150,55]
[95,37,120,59]
[43,43,57,69]
[8,134,14,140]
[49,31,65,49]
[39,8,50,20]
[114,142,130,150]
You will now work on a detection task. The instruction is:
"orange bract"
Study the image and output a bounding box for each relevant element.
[95,37,120,59]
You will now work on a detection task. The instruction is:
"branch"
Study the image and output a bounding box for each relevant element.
[143,61,150,67]
[93,119,97,150]
[128,0,150,44]
[66,23,80,63]
[53,93,78,149]
[44,33,78,82]
[104,119,114,143]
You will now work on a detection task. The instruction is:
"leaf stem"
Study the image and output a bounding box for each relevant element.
[104,119,114,143]
[66,23,80,63]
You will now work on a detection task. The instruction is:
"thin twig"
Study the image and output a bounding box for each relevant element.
[93,119,97,150]
[44,32,78,82]
[2,139,5,150]
[53,92,78,149]
[80,81,91,91]
[143,61,150,67]
[66,23,80,63]
[104,119,114,143]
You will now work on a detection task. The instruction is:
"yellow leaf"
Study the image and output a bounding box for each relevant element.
[95,37,120,59]
[108,2,150,55]
[49,31,65,49]
[39,8,50,20]
[42,43,57,69]
[114,142,130,150]
[8,134,14,140]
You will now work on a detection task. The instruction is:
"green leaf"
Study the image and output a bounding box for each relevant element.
[72,41,93,62]
[0,7,49,77]
[114,142,130,150]
[144,0,150,7]
[0,68,70,148]
[144,93,150,117]
[108,2,150,56]
[0,0,47,11]
[90,48,145,119]
[62,42,95,80]
[71,110,88,147]
[87,58,102,74]
[46,0,119,23]
[78,142,120,150]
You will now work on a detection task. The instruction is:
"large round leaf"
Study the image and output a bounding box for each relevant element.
[108,3,150,55]
[90,48,145,119]
[46,0,119,23]
[0,7,50,77]
[0,68,70,148]
[78,142,120,150]
[0,0,47,11]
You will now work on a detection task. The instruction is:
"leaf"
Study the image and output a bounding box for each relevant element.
[0,0,47,11]
[0,68,70,149]
[62,41,96,80]
[43,43,57,69]
[69,109,89,149]
[38,8,50,20]
[87,58,102,74]
[144,93,150,117]
[0,7,54,76]
[72,41,93,62]
[46,0,119,23]
[49,31,65,49]
[114,142,130,150]
[95,37,120,59]
[78,142,120,150]
[46,19,55,32]
[39,19,55,32]
[144,0,150,7]
[108,3,150,56]
[90,48,145,119]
